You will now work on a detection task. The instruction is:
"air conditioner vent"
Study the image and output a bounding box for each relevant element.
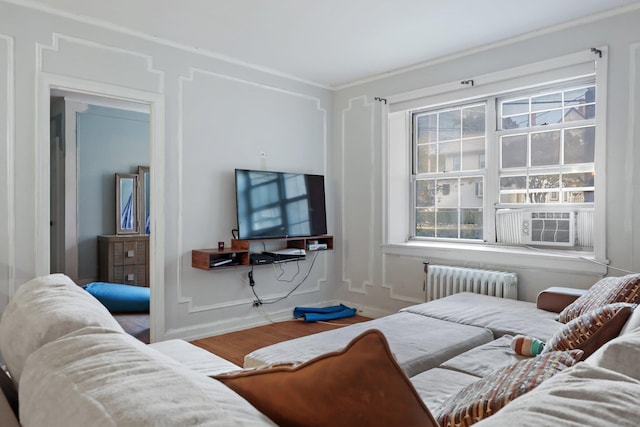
[521,211,575,247]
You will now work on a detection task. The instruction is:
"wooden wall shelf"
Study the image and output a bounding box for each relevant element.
[192,235,333,270]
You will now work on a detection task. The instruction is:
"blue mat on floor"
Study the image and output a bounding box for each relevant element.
[83,282,150,313]
[293,304,356,322]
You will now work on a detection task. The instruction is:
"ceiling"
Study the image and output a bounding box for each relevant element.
[25,0,640,88]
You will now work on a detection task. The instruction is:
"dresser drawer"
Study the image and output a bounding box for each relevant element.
[112,264,147,287]
[113,240,147,266]
[98,235,149,287]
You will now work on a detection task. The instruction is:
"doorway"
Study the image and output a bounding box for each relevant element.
[50,92,152,342]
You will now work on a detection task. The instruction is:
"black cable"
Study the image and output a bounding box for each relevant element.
[274,257,301,282]
[250,251,319,305]
[248,266,262,305]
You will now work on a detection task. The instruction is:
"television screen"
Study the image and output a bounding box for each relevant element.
[235,169,327,240]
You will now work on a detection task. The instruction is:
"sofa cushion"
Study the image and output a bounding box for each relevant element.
[558,274,640,323]
[401,292,563,340]
[148,339,240,376]
[244,311,493,377]
[620,300,640,334]
[0,274,123,385]
[215,329,438,427]
[440,336,527,378]
[543,303,634,360]
[435,349,583,427]
[410,368,480,413]
[473,363,640,427]
[19,326,275,427]
[585,326,640,381]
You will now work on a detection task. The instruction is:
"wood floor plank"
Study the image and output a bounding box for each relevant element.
[113,313,150,344]
[191,315,371,367]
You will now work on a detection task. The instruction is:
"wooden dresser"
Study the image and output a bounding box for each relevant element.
[97,235,149,287]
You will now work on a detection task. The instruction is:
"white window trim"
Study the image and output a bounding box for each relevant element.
[381,48,608,275]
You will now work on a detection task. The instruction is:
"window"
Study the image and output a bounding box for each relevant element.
[413,103,486,239]
[498,85,595,205]
[387,50,607,255]
[411,80,596,248]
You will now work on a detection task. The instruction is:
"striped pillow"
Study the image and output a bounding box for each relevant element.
[436,350,583,427]
[544,303,634,360]
[558,274,640,323]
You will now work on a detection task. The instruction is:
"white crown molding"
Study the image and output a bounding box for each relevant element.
[2,0,331,90]
[334,4,640,91]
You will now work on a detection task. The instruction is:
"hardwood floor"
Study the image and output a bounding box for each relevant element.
[113,313,150,344]
[191,315,371,367]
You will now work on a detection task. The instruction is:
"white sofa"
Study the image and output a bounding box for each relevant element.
[1,273,639,426]
[0,274,275,427]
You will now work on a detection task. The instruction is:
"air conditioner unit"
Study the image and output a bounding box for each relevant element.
[521,211,575,247]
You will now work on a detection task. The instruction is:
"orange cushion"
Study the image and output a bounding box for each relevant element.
[213,329,438,427]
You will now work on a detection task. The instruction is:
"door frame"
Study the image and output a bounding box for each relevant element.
[37,73,165,342]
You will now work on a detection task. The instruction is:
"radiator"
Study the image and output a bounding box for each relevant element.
[423,264,518,302]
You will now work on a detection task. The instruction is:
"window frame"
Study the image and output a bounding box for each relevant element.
[382,48,608,272]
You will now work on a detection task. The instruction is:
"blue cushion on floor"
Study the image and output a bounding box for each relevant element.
[293,304,357,322]
[83,282,149,313]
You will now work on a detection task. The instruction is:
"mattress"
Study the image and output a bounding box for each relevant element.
[244,312,493,377]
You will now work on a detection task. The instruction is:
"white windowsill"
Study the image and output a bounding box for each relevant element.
[382,240,608,277]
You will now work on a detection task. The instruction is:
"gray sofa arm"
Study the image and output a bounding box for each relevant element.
[536,287,586,313]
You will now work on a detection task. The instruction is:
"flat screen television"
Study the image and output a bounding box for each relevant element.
[235,169,327,240]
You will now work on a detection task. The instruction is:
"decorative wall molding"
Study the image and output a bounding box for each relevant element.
[0,34,15,301]
[628,43,640,271]
[164,300,338,341]
[176,67,328,313]
[381,254,427,304]
[37,33,164,94]
[340,96,374,294]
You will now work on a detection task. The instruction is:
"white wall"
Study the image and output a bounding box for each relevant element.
[333,8,640,313]
[0,1,334,339]
[0,33,11,313]
[2,1,638,339]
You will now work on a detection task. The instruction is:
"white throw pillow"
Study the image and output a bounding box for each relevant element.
[0,274,123,385]
[585,327,640,381]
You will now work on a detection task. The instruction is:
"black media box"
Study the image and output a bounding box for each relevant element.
[250,253,275,265]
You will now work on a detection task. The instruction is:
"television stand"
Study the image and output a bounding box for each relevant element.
[191,235,333,270]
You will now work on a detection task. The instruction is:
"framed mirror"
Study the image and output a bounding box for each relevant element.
[115,173,139,234]
[138,166,150,235]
